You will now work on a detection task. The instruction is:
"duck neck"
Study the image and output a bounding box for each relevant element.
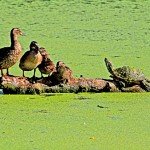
[31,49,39,54]
[10,33,21,50]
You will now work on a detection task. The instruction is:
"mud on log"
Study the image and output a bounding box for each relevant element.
[0,75,147,94]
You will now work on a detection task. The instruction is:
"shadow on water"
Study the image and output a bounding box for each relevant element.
[82,54,101,57]
[33,110,48,114]
[112,55,121,58]
[42,93,64,97]
[74,96,91,100]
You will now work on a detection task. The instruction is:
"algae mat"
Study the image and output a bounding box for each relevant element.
[0,93,150,149]
[0,0,150,78]
[0,0,150,149]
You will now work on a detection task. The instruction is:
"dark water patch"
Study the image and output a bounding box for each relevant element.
[97,105,108,109]
[113,5,122,9]
[75,96,91,100]
[1,102,7,105]
[41,130,47,134]
[146,20,150,23]
[43,94,62,97]
[82,54,100,57]
[118,109,127,112]
[20,110,27,112]
[28,97,36,99]
[18,3,25,7]
[34,110,48,114]
[26,0,33,3]
[69,104,80,108]
[108,116,121,120]
[83,0,93,5]
[133,5,139,9]
[101,2,107,5]
[112,55,121,58]
[28,22,39,26]
[19,110,30,115]
[107,0,115,3]
[48,53,56,56]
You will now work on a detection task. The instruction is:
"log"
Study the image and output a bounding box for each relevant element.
[0,75,121,94]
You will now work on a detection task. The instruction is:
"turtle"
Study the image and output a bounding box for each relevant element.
[104,58,150,92]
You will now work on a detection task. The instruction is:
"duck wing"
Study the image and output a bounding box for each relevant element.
[0,47,11,63]
[19,51,31,63]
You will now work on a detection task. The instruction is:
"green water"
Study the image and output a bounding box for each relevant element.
[0,0,150,78]
[0,93,150,149]
[0,0,150,149]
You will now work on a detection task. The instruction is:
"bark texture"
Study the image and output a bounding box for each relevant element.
[0,75,147,94]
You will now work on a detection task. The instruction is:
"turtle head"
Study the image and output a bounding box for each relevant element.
[104,58,114,75]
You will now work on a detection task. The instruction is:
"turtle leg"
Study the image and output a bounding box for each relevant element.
[118,80,126,88]
[146,79,150,83]
[114,79,125,89]
[141,80,150,92]
[121,85,146,92]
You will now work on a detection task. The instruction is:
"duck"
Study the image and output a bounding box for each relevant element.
[0,28,24,76]
[19,41,43,78]
[53,61,74,84]
[38,47,56,77]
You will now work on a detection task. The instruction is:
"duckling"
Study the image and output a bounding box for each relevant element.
[38,47,56,77]
[19,41,43,78]
[0,28,24,76]
[53,61,73,84]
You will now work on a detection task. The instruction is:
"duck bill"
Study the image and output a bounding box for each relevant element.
[20,31,25,36]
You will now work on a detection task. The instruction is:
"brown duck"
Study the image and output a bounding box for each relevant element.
[0,28,24,76]
[19,41,43,78]
[53,61,74,84]
[38,47,56,77]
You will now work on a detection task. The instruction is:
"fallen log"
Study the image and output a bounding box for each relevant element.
[0,75,147,94]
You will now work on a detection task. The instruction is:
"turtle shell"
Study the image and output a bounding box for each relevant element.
[112,66,145,84]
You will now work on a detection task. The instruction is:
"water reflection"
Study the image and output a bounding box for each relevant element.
[0,89,3,95]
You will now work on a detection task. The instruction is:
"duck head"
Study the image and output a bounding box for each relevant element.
[56,61,66,74]
[30,41,40,52]
[11,28,25,36]
[56,61,65,69]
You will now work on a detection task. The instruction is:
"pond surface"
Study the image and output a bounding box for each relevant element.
[0,93,150,149]
[0,0,150,149]
[0,0,150,78]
